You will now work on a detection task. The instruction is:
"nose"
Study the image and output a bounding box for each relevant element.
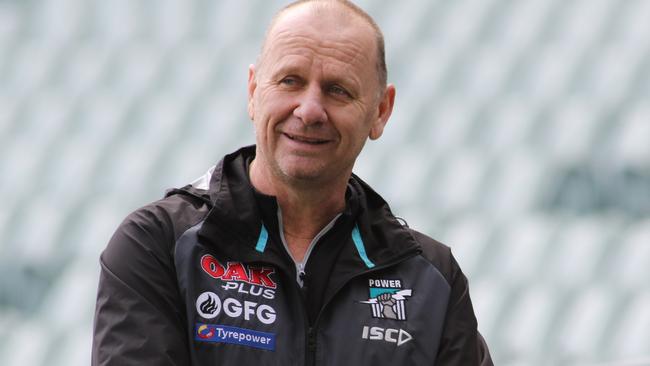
[293,85,327,125]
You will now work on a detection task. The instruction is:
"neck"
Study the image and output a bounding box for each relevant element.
[249,158,348,261]
[277,189,344,238]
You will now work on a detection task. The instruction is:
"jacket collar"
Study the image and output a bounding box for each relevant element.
[193,146,420,272]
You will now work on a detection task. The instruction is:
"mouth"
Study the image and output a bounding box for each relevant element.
[283,133,330,145]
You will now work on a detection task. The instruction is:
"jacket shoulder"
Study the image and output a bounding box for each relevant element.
[408,228,456,286]
[102,189,211,270]
[93,191,207,366]
[127,189,210,241]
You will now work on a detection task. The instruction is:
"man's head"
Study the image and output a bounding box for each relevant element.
[259,0,388,89]
[247,0,396,191]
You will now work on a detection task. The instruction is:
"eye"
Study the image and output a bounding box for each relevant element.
[328,84,352,98]
[280,76,300,86]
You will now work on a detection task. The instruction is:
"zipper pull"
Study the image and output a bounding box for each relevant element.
[297,263,307,288]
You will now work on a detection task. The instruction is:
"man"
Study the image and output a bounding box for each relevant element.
[92,1,493,365]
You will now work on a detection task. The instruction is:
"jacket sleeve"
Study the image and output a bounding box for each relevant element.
[409,229,493,365]
[478,331,494,366]
[434,255,494,366]
[91,207,190,366]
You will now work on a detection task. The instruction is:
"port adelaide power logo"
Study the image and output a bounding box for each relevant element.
[359,278,412,321]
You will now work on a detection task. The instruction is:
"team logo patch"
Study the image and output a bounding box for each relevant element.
[195,323,276,351]
[359,278,412,321]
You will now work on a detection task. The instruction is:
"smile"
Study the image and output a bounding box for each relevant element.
[283,133,329,145]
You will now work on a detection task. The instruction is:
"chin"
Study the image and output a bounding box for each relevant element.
[274,155,352,186]
[276,160,333,183]
[280,167,325,182]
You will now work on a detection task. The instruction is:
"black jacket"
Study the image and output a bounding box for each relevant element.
[92,146,493,365]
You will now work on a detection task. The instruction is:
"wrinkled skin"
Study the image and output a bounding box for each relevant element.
[247,4,395,192]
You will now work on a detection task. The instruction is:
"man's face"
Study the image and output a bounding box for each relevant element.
[248,5,394,186]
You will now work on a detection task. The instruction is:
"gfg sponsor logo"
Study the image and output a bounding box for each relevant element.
[196,291,276,324]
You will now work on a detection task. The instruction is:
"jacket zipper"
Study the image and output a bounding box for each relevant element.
[277,209,341,286]
[243,245,420,365]
[306,248,421,365]
[275,208,342,365]
[300,285,313,365]
[306,326,316,366]
[271,242,316,366]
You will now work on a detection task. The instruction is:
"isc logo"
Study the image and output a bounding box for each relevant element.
[361,326,413,346]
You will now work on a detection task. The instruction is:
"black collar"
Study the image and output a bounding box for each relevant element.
[195,146,420,274]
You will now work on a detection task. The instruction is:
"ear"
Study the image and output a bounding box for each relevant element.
[247,64,257,121]
[369,84,396,140]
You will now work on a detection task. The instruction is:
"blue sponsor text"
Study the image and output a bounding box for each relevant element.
[195,323,276,351]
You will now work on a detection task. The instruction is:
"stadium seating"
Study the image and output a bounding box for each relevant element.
[0,1,648,365]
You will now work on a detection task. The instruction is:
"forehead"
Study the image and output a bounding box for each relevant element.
[263,4,376,72]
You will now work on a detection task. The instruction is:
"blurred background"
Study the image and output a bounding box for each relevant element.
[0,0,649,365]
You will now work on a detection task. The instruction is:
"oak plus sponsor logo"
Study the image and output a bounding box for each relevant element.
[201,255,277,299]
[201,255,277,288]
[361,326,413,346]
[195,291,277,324]
[359,278,412,321]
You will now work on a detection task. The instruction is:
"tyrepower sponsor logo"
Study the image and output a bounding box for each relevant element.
[196,323,276,351]
[201,255,277,300]
[196,291,276,324]
[361,326,413,346]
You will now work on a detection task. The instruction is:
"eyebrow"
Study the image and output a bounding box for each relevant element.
[268,56,363,93]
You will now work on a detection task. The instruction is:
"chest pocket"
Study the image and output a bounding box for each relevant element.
[313,259,451,365]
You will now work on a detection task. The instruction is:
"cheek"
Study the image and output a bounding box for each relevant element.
[253,98,275,132]
[334,112,374,143]
[260,94,293,126]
